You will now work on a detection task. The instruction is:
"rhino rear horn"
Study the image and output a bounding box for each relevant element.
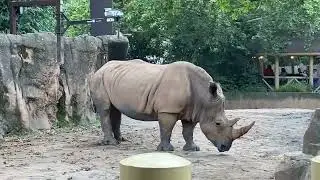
[232,121,255,140]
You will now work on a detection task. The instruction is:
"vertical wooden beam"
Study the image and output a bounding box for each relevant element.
[259,58,264,76]
[309,56,314,87]
[9,4,17,34]
[55,0,61,64]
[275,56,280,90]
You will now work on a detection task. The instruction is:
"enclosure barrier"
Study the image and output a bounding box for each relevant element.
[119,152,192,180]
[311,155,320,180]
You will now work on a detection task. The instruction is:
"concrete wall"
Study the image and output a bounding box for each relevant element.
[225,92,320,110]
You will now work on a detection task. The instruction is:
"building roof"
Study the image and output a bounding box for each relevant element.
[254,38,320,56]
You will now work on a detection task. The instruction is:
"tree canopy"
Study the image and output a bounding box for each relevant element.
[116,0,320,91]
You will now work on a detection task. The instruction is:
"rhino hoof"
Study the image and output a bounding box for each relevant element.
[100,138,119,145]
[183,144,200,151]
[116,136,127,142]
[156,143,174,151]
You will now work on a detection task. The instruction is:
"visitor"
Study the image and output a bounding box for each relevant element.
[279,67,287,85]
[280,67,287,76]
[298,68,307,77]
[263,65,274,85]
[263,65,274,76]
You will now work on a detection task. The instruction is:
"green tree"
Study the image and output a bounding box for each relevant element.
[63,0,90,37]
[0,0,10,33]
[0,0,55,34]
[18,7,55,33]
[118,0,320,91]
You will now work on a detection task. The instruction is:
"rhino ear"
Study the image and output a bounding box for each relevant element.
[209,82,218,97]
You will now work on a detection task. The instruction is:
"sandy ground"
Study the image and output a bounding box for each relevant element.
[0,108,314,180]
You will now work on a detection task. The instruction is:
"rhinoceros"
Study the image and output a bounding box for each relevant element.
[89,59,255,152]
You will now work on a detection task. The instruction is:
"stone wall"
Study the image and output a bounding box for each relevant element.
[225,92,320,110]
[0,32,129,137]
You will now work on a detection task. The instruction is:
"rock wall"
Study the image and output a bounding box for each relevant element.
[225,92,320,110]
[0,32,129,137]
[303,108,320,156]
[274,108,320,180]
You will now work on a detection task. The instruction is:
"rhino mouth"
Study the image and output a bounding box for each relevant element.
[211,140,232,152]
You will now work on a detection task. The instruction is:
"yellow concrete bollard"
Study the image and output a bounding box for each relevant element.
[311,155,320,180]
[120,152,192,180]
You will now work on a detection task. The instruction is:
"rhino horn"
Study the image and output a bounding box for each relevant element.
[232,121,255,140]
[229,118,240,126]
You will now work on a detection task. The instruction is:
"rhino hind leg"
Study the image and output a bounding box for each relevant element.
[98,108,119,145]
[156,113,177,151]
[110,104,126,142]
[182,120,200,151]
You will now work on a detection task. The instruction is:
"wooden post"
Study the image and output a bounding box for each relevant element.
[9,5,17,34]
[259,58,264,76]
[275,56,280,90]
[309,56,314,87]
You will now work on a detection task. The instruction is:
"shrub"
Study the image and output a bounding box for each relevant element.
[276,81,312,92]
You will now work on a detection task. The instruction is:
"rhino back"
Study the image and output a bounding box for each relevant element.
[156,61,215,121]
[100,60,166,119]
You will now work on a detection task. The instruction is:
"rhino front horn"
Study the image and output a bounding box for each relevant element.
[229,118,240,126]
[232,121,255,140]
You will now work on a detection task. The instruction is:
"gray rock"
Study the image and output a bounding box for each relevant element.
[0,32,61,137]
[60,35,102,125]
[303,108,320,156]
[97,32,129,62]
[0,32,129,136]
[275,152,312,180]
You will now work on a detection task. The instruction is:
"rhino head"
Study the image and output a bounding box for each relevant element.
[199,82,255,152]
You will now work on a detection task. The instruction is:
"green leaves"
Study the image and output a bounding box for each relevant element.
[63,0,90,37]
[0,0,9,33]
[0,0,90,36]
[18,7,55,34]
[120,0,320,91]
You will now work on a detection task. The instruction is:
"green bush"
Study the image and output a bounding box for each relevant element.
[276,81,312,92]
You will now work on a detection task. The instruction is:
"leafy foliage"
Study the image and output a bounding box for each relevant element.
[18,7,55,33]
[0,0,90,36]
[63,0,90,37]
[0,0,55,33]
[276,81,312,92]
[116,0,320,91]
[0,0,9,33]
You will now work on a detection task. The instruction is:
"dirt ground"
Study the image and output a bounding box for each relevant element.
[0,108,313,180]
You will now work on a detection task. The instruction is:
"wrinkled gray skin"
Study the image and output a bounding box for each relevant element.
[89,59,255,152]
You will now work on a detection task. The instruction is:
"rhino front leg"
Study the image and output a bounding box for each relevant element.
[157,113,177,151]
[99,109,118,145]
[182,120,200,151]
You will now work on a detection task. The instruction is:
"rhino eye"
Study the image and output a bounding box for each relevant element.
[216,122,221,126]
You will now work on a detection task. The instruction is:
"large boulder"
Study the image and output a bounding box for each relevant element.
[275,152,312,180]
[303,108,320,156]
[59,35,102,125]
[0,32,61,136]
[0,32,129,137]
[59,33,129,125]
